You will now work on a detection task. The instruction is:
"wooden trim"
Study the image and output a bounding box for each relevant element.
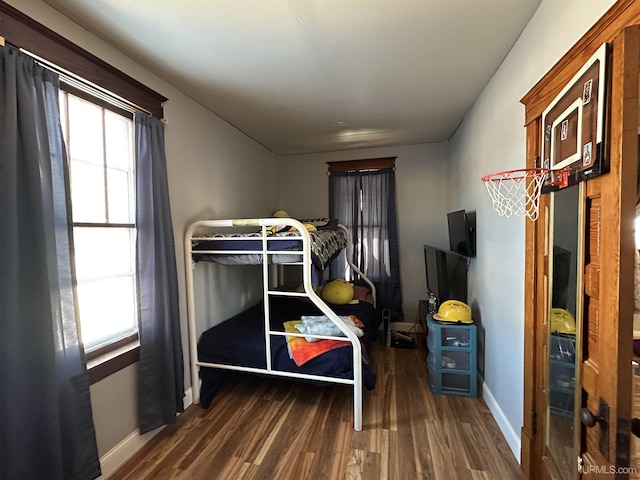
[87,341,139,385]
[601,25,637,464]
[521,119,542,479]
[86,333,139,384]
[617,29,640,467]
[520,0,640,123]
[73,222,136,229]
[327,157,396,172]
[541,454,563,479]
[85,333,138,361]
[0,1,166,118]
[61,83,134,120]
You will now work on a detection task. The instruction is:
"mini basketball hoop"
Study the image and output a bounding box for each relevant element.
[481,168,550,221]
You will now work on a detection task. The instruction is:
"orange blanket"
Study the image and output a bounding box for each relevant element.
[284,320,352,366]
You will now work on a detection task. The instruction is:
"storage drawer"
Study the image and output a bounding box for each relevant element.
[426,314,477,398]
[442,349,470,370]
[427,368,475,397]
[440,327,471,348]
[441,372,471,393]
[428,350,471,371]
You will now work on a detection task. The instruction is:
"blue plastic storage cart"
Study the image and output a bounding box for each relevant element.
[426,314,477,398]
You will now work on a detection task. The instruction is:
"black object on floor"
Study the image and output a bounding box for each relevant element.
[391,331,416,349]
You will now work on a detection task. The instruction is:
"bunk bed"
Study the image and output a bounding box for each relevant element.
[184,217,378,431]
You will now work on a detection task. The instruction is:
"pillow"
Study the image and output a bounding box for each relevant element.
[298,218,339,230]
[294,314,364,342]
[353,285,374,305]
[317,218,339,230]
[298,217,329,227]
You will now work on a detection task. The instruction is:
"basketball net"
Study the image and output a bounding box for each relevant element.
[481,168,550,221]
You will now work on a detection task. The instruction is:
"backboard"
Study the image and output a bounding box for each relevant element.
[540,43,609,191]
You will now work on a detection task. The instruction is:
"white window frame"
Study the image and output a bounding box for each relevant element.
[59,86,140,359]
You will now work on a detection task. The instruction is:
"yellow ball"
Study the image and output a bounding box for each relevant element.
[321,279,354,305]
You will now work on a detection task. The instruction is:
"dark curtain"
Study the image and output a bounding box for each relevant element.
[0,46,100,479]
[329,168,404,320]
[135,114,184,433]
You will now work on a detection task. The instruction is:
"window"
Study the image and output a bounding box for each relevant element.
[0,1,168,385]
[328,158,404,320]
[59,90,138,353]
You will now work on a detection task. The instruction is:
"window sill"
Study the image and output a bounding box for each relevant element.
[87,340,140,385]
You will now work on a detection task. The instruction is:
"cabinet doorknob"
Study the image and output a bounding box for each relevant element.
[580,407,606,428]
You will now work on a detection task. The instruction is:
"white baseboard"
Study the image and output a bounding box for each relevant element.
[98,427,161,479]
[482,380,521,463]
[184,386,193,409]
[98,387,194,479]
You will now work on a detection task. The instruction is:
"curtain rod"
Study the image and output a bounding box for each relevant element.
[327,157,396,173]
[1,35,157,120]
[26,49,153,118]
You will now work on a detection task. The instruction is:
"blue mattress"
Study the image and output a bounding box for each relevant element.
[192,229,348,285]
[193,236,302,252]
[198,296,378,408]
[192,229,347,270]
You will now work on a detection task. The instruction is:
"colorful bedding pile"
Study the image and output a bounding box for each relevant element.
[284,315,367,366]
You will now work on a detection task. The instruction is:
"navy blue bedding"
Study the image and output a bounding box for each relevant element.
[198,296,379,408]
[192,229,347,271]
[193,236,302,253]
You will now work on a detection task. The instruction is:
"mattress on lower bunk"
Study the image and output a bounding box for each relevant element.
[197,295,378,408]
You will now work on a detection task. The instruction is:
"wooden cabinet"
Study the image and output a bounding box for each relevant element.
[520,2,639,476]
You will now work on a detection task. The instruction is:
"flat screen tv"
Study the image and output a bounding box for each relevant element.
[447,210,475,257]
[424,244,469,304]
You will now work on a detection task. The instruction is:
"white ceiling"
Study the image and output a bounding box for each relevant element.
[44,0,541,156]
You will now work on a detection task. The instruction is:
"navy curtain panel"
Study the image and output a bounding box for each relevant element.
[0,46,101,479]
[135,114,184,433]
[329,168,404,321]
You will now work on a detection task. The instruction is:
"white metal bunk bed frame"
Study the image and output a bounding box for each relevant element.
[184,218,376,431]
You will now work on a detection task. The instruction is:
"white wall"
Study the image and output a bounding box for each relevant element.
[447,0,617,458]
[6,0,279,469]
[277,142,450,322]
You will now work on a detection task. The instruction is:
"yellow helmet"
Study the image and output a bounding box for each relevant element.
[433,300,473,324]
[550,308,576,335]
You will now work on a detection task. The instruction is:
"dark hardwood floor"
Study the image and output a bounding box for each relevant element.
[108,334,524,479]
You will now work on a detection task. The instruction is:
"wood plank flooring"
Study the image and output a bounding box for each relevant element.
[108,334,524,479]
